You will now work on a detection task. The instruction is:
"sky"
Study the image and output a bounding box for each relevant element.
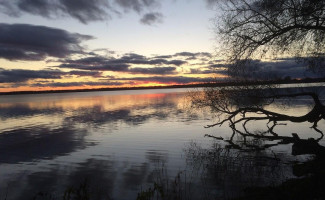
[0,0,321,92]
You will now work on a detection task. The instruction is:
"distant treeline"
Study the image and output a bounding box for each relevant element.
[1,77,324,96]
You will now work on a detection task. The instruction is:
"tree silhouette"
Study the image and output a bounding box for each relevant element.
[215,0,325,72]
[196,0,325,150]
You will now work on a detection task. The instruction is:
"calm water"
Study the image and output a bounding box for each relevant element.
[0,87,324,199]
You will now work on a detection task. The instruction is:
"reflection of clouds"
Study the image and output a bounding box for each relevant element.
[64,95,186,127]
[0,104,63,120]
[10,158,117,200]
[0,92,184,119]
[122,163,149,190]
[2,157,166,199]
[0,91,202,199]
[65,106,168,127]
[145,150,168,164]
[0,126,94,164]
[66,106,131,125]
[0,91,196,130]
[11,169,62,200]
[66,158,117,199]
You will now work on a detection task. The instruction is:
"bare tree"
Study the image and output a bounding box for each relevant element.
[190,0,325,153]
[216,0,325,71]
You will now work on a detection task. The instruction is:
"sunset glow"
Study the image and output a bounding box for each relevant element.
[0,0,321,93]
[0,1,224,92]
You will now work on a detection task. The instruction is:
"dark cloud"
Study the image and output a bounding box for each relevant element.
[174,52,197,57]
[205,0,218,7]
[58,53,187,72]
[152,52,213,62]
[259,60,320,79]
[69,70,103,77]
[209,63,227,69]
[174,52,212,58]
[0,23,93,61]
[140,12,163,25]
[114,0,159,12]
[0,0,162,24]
[0,68,104,84]
[59,63,130,71]
[32,81,124,88]
[0,68,62,83]
[113,76,215,84]
[58,0,111,23]
[153,55,173,59]
[187,68,227,75]
[129,67,176,74]
[227,59,323,80]
[117,53,186,66]
[167,60,187,66]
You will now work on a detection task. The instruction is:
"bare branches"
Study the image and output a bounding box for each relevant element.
[190,85,325,151]
[216,0,325,66]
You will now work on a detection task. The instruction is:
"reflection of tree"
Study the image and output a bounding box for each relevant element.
[191,86,325,153]
[184,141,287,199]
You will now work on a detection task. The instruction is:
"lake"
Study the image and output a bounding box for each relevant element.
[0,87,324,199]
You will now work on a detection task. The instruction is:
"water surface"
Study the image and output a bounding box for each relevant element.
[0,88,323,199]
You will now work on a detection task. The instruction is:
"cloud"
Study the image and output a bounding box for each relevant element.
[205,0,218,7]
[166,60,187,66]
[113,76,215,84]
[153,52,213,62]
[32,81,124,87]
[0,0,162,24]
[0,0,110,24]
[69,70,103,77]
[129,67,176,74]
[59,63,130,71]
[114,0,159,12]
[0,68,62,83]
[60,0,112,23]
[174,52,212,58]
[140,12,163,25]
[259,60,321,79]
[116,53,187,66]
[209,63,227,69]
[57,53,187,72]
[187,68,227,75]
[226,59,323,80]
[153,55,173,59]
[0,23,93,61]
[0,68,103,83]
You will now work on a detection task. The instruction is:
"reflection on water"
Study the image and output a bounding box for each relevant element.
[184,141,288,199]
[0,88,324,199]
[0,89,213,200]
